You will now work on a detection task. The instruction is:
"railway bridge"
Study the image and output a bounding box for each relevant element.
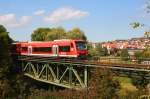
[17,56,150,90]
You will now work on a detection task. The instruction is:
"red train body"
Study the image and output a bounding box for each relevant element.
[12,39,88,59]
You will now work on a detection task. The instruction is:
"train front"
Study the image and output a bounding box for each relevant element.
[75,41,88,59]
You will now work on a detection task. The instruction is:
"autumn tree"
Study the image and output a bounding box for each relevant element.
[88,68,120,99]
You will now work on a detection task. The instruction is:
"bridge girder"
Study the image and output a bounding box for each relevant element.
[21,61,88,90]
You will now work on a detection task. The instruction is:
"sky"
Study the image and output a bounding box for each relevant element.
[0,0,149,42]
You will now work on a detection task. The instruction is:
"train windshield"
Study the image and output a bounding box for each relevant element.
[75,41,87,50]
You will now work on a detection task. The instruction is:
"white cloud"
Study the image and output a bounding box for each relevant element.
[34,10,45,16]
[44,7,89,23]
[0,13,31,28]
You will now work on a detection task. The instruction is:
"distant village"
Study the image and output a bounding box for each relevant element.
[100,31,150,50]
[101,37,150,50]
[92,36,150,57]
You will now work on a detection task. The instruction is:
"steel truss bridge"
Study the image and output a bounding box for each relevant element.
[17,56,150,90]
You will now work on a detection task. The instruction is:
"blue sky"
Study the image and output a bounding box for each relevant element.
[0,0,149,42]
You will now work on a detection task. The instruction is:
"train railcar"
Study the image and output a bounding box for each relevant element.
[12,39,88,59]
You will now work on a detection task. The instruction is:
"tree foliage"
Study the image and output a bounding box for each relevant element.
[88,68,120,99]
[135,48,150,59]
[31,27,87,41]
[130,0,150,37]
[0,25,31,98]
[67,28,87,41]
[146,0,150,13]
[45,27,66,41]
[120,49,129,61]
[131,73,149,90]
[130,22,144,29]
[31,28,51,41]
[87,43,108,59]
[96,45,108,56]
[0,25,12,97]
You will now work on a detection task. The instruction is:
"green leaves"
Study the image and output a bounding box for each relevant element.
[0,25,7,33]
[31,28,51,41]
[31,27,87,41]
[130,22,144,29]
[0,25,13,98]
[67,28,87,41]
[135,48,150,58]
[120,49,129,61]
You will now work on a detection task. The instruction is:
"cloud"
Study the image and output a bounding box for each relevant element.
[44,7,89,23]
[0,13,31,28]
[34,10,45,16]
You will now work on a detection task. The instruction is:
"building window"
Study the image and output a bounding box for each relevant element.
[59,46,70,52]
[33,47,52,52]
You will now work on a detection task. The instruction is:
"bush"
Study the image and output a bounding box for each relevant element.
[120,49,129,61]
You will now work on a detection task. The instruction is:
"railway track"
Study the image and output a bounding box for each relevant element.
[17,56,150,70]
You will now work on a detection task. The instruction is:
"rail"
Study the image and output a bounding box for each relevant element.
[18,55,150,71]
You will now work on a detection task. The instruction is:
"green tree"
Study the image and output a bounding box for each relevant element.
[120,49,129,61]
[0,25,13,98]
[130,22,144,29]
[31,28,51,41]
[96,44,108,56]
[141,49,150,58]
[31,27,87,41]
[135,49,150,59]
[45,27,66,41]
[67,28,87,41]
[86,43,99,59]
[0,25,31,98]
[88,48,99,59]
[146,0,150,13]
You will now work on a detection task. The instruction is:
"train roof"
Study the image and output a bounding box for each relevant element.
[13,39,86,47]
[14,39,85,44]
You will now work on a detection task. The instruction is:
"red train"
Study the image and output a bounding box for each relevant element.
[11,39,88,59]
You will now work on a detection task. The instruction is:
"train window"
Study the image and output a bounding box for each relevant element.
[75,41,87,50]
[33,47,52,52]
[21,47,28,51]
[59,46,70,52]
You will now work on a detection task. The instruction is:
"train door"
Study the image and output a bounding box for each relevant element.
[28,46,32,55]
[52,45,58,56]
